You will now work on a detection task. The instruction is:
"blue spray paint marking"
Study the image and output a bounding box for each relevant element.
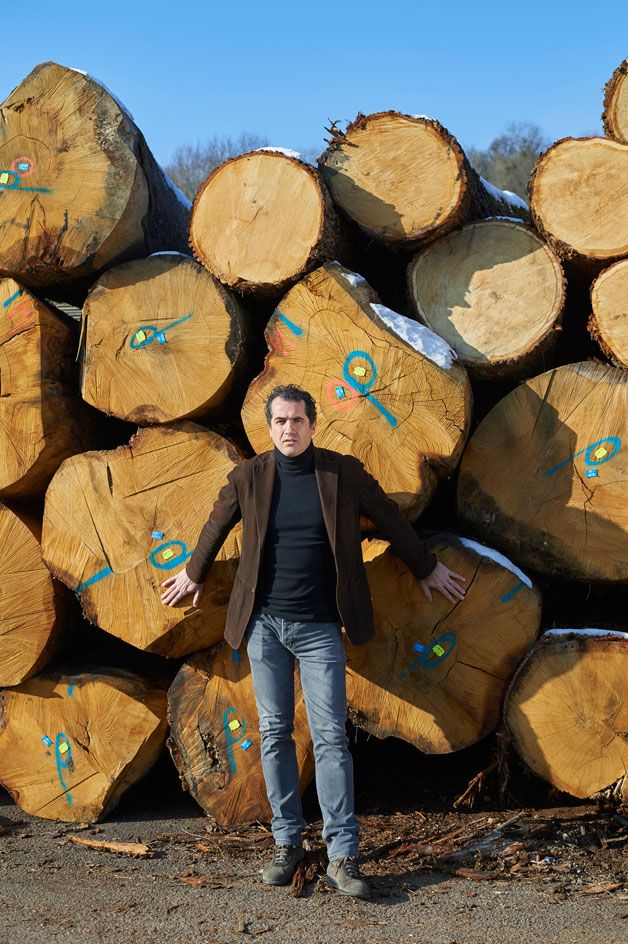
[502,581,525,602]
[396,631,457,683]
[54,733,74,806]
[545,436,621,476]
[343,351,398,427]
[335,386,345,400]
[0,170,51,194]
[76,540,193,594]
[67,684,75,697]
[42,735,52,747]
[240,739,252,751]
[129,312,193,349]
[151,531,164,540]
[222,707,247,774]
[585,469,599,479]
[75,566,113,594]
[275,311,303,336]
[2,289,24,308]
[149,541,193,570]
[233,650,240,665]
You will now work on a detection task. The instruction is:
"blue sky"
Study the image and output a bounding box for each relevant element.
[11,1,628,165]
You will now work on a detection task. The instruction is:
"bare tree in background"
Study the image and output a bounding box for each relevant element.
[165,133,270,201]
[468,122,548,201]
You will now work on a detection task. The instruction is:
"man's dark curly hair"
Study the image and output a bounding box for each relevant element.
[264,385,317,426]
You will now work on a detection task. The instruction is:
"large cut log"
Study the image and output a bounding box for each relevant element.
[168,643,313,825]
[0,62,189,301]
[317,112,528,248]
[241,263,471,519]
[42,424,243,658]
[80,253,250,424]
[190,149,349,297]
[0,502,64,686]
[505,630,628,800]
[603,58,628,144]
[0,278,90,498]
[457,361,628,582]
[0,668,167,822]
[345,534,540,752]
[530,137,628,274]
[407,220,565,379]
[589,259,628,369]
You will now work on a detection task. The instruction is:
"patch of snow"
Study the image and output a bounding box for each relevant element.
[68,66,87,75]
[68,68,136,123]
[257,146,303,160]
[411,114,429,119]
[150,251,190,258]
[456,537,532,587]
[484,215,525,223]
[480,175,528,211]
[370,303,456,370]
[162,171,192,211]
[545,628,628,639]
[339,270,367,288]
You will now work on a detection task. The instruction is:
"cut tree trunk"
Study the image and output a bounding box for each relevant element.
[241,263,471,519]
[0,502,65,686]
[42,424,243,658]
[603,58,628,144]
[589,259,628,369]
[345,534,540,752]
[80,253,251,424]
[0,278,91,498]
[407,221,565,379]
[317,112,528,248]
[0,62,189,301]
[168,643,314,825]
[530,137,628,274]
[504,630,628,799]
[0,668,167,822]
[457,361,628,582]
[190,149,350,297]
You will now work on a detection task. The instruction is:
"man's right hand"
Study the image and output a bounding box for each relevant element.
[161,569,204,608]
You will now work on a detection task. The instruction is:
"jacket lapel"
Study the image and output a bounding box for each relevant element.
[253,452,276,549]
[314,448,338,553]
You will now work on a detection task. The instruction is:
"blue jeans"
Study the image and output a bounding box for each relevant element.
[245,611,359,860]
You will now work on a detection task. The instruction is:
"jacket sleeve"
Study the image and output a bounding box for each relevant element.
[357,463,437,580]
[185,466,242,583]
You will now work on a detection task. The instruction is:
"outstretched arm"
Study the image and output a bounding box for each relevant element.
[161,467,242,608]
[357,464,465,604]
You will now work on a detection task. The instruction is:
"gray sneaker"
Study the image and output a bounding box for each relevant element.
[262,844,304,886]
[326,856,371,899]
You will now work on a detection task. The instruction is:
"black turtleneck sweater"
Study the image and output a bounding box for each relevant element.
[255,443,340,622]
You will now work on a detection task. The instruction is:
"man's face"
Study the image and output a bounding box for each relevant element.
[268,397,316,457]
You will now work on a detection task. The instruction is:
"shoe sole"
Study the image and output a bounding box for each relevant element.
[324,874,371,900]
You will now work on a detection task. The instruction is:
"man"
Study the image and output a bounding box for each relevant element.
[162,384,465,899]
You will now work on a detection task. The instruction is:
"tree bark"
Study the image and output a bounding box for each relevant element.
[317,112,529,248]
[0,62,190,302]
[0,278,91,498]
[407,220,565,379]
[80,253,251,424]
[530,137,628,275]
[190,149,351,297]
[42,423,243,658]
[0,667,167,822]
[457,361,628,582]
[603,58,628,144]
[504,630,628,799]
[0,502,65,686]
[345,534,540,752]
[241,263,471,519]
[168,643,314,825]
[588,259,628,369]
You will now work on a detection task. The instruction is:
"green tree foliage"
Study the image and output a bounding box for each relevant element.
[468,122,548,201]
[165,132,270,201]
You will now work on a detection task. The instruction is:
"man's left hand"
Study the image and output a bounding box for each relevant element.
[420,561,466,603]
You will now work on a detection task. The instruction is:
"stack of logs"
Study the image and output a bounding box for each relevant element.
[0,60,625,825]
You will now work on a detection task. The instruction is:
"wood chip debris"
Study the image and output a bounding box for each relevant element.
[65,834,152,857]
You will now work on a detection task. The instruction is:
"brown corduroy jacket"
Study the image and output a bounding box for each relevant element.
[185,446,437,649]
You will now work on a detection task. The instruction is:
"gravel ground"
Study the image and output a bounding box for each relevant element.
[1,778,626,944]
